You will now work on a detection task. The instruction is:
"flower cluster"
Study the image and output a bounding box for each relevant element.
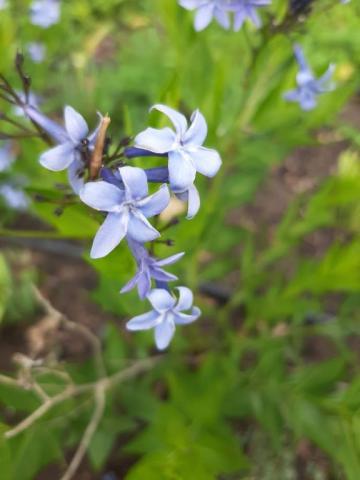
[16,97,221,349]
[179,0,271,31]
[283,44,335,111]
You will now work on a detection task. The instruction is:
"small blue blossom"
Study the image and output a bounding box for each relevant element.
[27,42,46,63]
[179,0,232,31]
[134,104,222,194]
[0,185,29,210]
[0,143,15,173]
[38,106,101,193]
[228,0,271,30]
[80,166,170,259]
[121,239,184,299]
[283,45,335,111]
[126,287,201,350]
[30,0,61,28]
[0,0,8,9]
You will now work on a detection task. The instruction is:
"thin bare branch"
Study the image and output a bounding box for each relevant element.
[60,385,106,480]
[4,356,160,439]
[32,286,107,378]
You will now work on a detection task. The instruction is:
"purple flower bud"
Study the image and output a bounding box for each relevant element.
[121,238,184,299]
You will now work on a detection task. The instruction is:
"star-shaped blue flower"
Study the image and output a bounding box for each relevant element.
[121,239,184,299]
[126,287,201,350]
[134,104,222,193]
[80,166,170,259]
[283,45,335,111]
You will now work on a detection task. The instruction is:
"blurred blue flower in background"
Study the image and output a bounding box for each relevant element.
[126,287,201,350]
[228,0,271,30]
[39,106,101,193]
[0,0,8,10]
[0,142,15,172]
[134,104,222,193]
[30,0,61,28]
[80,166,170,259]
[0,185,28,210]
[179,0,232,31]
[283,44,335,111]
[13,91,40,117]
[121,239,184,299]
[27,42,46,63]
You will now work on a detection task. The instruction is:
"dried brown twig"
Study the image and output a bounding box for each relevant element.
[0,286,161,480]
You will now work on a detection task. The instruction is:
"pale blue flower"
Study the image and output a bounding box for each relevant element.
[30,0,61,28]
[0,185,28,210]
[228,0,271,30]
[80,166,170,259]
[0,143,15,172]
[121,239,184,299]
[0,0,8,10]
[126,287,201,350]
[39,106,101,193]
[134,104,222,193]
[284,45,335,111]
[27,42,46,63]
[179,0,232,31]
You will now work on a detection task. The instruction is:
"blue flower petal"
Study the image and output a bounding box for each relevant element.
[39,142,74,171]
[119,166,149,200]
[155,252,185,267]
[194,4,214,31]
[187,183,200,219]
[154,316,176,350]
[134,127,176,154]
[126,310,161,331]
[175,286,193,312]
[189,146,222,178]
[147,288,176,312]
[127,210,160,243]
[151,104,188,137]
[90,212,128,258]
[67,154,84,194]
[213,6,231,29]
[182,109,208,147]
[80,181,125,211]
[136,184,170,218]
[174,307,201,325]
[168,150,196,191]
[64,106,89,144]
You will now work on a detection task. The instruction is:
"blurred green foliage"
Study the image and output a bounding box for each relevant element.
[0,0,360,478]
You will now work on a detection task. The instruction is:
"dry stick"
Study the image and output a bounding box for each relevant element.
[4,356,160,439]
[0,373,20,388]
[90,115,111,179]
[32,286,107,379]
[60,384,106,480]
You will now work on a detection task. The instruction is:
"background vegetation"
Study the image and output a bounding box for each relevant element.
[0,0,359,478]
